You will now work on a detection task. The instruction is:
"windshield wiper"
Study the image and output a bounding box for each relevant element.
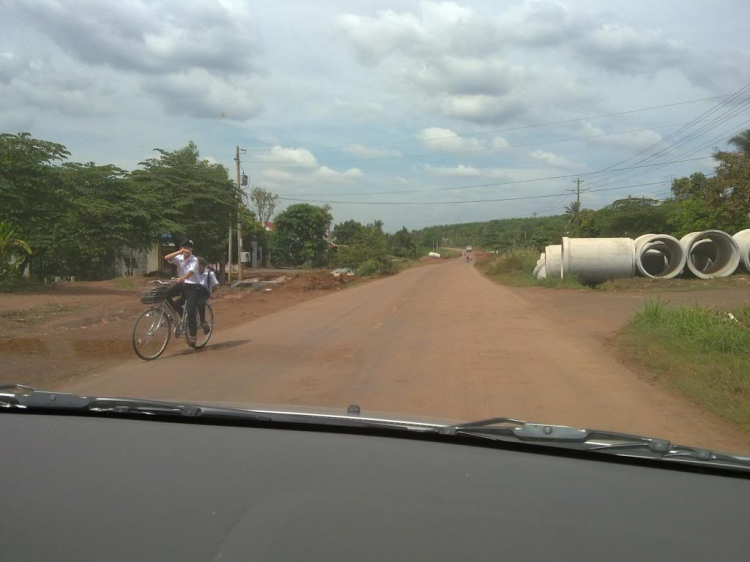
[0,385,429,431]
[0,384,208,417]
[439,417,750,472]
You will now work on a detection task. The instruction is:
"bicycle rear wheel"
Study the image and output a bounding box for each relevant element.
[194,302,214,349]
[132,307,171,360]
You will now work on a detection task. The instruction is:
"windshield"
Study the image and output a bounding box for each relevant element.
[2,0,749,462]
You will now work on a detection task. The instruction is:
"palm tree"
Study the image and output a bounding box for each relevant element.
[565,201,582,236]
[0,223,32,278]
[728,129,750,155]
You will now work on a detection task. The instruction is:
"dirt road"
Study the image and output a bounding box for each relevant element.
[58,259,749,453]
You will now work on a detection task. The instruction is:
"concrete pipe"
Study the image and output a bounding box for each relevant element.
[544,245,562,279]
[733,229,750,272]
[533,254,546,279]
[561,237,635,284]
[633,234,686,279]
[680,231,740,279]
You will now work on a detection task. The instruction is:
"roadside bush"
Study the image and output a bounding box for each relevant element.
[356,259,382,277]
[477,248,584,289]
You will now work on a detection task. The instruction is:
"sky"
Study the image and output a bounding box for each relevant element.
[2,0,750,231]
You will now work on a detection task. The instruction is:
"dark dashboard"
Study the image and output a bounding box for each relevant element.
[1,413,748,561]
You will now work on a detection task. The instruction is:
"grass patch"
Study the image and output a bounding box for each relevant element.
[0,277,49,293]
[476,248,586,289]
[599,273,750,292]
[617,299,750,431]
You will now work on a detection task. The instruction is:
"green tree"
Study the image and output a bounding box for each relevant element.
[0,133,70,276]
[388,227,416,258]
[130,142,240,262]
[249,186,279,225]
[0,223,32,278]
[43,163,157,279]
[728,129,750,156]
[671,172,711,201]
[335,221,393,275]
[271,203,332,267]
[333,220,365,245]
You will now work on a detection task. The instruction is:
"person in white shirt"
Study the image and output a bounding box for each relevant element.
[163,239,201,345]
[196,257,219,334]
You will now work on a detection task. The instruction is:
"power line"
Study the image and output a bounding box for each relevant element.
[277,155,712,198]
[587,116,750,191]
[278,180,671,206]
[246,122,687,166]
[243,94,730,153]
[584,82,750,189]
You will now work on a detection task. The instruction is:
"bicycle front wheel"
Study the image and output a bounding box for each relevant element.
[194,302,214,349]
[132,307,171,360]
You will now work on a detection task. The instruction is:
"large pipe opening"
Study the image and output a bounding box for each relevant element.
[680,230,740,279]
[634,234,686,279]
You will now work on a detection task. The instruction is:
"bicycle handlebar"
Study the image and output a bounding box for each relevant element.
[147,278,178,285]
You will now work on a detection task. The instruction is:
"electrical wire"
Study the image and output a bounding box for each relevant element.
[242,94,730,153]
[278,180,671,206]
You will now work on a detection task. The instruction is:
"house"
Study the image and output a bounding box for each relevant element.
[115,241,176,277]
[264,222,275,232]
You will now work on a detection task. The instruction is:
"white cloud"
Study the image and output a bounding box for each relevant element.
[422,164,535,181]
[423,164,482,177]
[262,168,296,182]
[577,122,664,151]
[342,144,401,158]
[141,69,262,120]
[8,0,260,75]
[492,136,510,149]
[528,149,587,172]
[416,127,485,152]
[336,0,748,125]
[257,145,319,168]
[314,166,364,181]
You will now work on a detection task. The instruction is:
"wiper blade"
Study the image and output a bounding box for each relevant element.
[439,417,750,471]
[0,386,429,431]
[0,385,205,417]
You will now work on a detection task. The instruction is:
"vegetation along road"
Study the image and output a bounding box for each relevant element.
[58,258,750,454]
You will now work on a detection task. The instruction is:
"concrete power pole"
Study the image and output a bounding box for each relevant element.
[227,223,233,283]
[235,146,246,281]
[573,178,583,237]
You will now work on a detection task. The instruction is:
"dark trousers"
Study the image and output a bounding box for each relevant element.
[167,283,199,337]
[196,285,210,323]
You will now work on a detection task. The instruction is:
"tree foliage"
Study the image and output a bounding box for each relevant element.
[249,186,279,225]
[0,133,246,279]
[270,203,332,267]
[130,142,240,262]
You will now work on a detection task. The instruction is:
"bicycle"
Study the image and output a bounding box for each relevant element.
[132,280,214,360]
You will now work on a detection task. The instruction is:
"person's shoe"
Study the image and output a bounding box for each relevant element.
[200,321,210,335]
[187,335,197,347]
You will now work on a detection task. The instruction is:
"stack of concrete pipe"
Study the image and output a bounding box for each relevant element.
[532,229,746,283]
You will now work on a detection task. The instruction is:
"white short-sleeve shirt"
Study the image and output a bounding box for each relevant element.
[199,270,220,294]
[170,254,200,284]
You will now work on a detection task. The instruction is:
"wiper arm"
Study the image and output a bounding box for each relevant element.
[0,384,205,417]
[0,386,429,431]
[439,417,750,471]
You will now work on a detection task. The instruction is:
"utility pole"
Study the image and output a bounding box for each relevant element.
[235,146,247,280]
[227,222,233,283]
[572,178,583,237]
